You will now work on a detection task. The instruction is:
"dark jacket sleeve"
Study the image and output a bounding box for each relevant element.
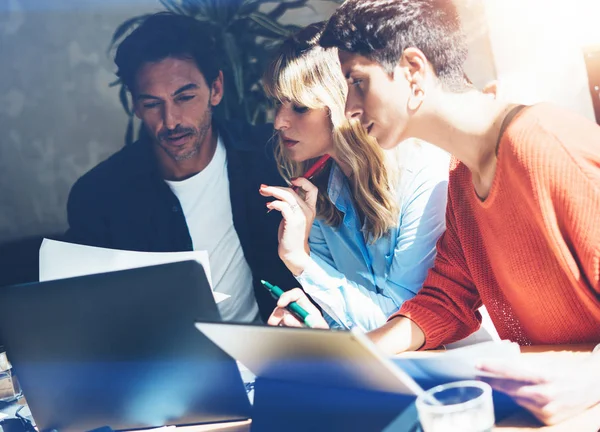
[64,174,111,248]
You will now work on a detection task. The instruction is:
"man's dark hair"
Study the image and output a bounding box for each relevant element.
[320,0,469,91]
[115,12,222,95]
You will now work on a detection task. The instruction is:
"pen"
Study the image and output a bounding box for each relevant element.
[265,154,331,213]
[290,154,331,192]
[260,280,319,328]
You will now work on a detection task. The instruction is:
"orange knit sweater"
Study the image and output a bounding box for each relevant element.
[393,104,600,349]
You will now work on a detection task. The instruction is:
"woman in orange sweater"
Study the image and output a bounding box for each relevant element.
[269,0,600,425]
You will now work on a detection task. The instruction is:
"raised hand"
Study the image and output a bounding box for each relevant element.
[259,178,319,275]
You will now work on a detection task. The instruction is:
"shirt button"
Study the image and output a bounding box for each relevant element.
[346,321,354,329]
[172,206,179,212]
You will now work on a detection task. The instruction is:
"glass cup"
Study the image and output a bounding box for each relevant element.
[416,380,494,432]
[0,351,23,403]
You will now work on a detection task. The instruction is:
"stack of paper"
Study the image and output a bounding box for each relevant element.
[39,239,229,304]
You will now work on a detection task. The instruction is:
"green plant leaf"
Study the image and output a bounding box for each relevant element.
[182,0,211,18]
[237,0,268,17]
[259,0,307,3]
[267,0,308,20]
[223,32,245,104]
[225,0,245,20]
[249,11,293,38]
[160,0,189,15]
[125,115,135,146]
[119,84,132,116]
[252,100,266,124]
[247,26,288,39]
[205,0,227,24]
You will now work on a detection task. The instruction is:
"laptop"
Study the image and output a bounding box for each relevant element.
[0,261,251,432]
[195,321,424,396]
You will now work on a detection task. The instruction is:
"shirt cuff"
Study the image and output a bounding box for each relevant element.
[390,301,454,351]
[295,255,331,288]
[294,257,350,329]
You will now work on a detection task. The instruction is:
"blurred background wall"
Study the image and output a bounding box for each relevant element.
[482,0,597,119]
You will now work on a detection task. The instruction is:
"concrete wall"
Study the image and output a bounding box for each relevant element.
[0,0,338,244]
[0,0,159,243]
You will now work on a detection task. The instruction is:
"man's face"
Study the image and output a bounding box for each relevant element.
[133,57,222,162]
[339,51,410,150]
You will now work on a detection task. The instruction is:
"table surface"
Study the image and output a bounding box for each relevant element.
[130,344,599,432]
[4,344,598,432]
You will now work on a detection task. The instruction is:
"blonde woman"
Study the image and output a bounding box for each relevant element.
[259,22,449,331]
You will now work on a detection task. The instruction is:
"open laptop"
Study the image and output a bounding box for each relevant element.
[195,321,424,396]
[0,261,251,432]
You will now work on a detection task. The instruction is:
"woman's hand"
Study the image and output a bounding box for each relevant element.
[477,351,600,425]
[267,288,329,329]
[259,178,319,275]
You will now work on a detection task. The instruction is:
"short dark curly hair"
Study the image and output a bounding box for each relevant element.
[320,0,469,91]
[114,12,223,95]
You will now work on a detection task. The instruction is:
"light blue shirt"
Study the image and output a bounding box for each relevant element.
[296,140,450,331]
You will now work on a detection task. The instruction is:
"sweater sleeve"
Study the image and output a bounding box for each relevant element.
[389,190,483,349]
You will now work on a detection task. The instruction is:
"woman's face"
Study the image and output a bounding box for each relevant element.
[274,100,334,162]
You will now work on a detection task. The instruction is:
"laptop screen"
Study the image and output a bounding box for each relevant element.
[0,261,251,432]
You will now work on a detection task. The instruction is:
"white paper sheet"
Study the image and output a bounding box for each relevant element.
[392,340,521,382]
[39,239,230,304]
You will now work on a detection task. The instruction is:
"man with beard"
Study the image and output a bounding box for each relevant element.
[65,12,298,323]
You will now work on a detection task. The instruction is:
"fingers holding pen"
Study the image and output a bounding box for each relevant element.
[260,182,318,221]
[260,184,312,220]
[277,288,314,310]
[260,184,304,205]
[278,288,329,329]
[290,177,318,213]
[267,298,304,328]
[268,307,305,328]
[267,288,329,329]
[265,200,302,223]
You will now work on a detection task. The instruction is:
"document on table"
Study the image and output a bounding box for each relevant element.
[39,239,230,304]
[392,340,521,382]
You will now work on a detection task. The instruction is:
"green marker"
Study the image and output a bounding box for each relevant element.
[261,280,319,328]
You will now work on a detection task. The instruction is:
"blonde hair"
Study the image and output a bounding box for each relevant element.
[263,21,401,241]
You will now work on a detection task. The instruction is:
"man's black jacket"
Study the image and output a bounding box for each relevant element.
[65,121,298,321]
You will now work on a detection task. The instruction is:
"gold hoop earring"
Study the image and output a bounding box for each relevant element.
[407,86,425,112]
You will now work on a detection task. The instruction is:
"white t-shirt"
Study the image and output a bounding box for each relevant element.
[165,137,260,323]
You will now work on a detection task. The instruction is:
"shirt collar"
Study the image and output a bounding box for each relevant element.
[327,162,353,214]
